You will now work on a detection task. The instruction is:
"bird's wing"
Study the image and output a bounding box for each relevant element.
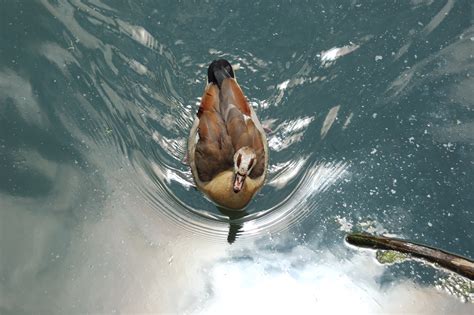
[245,119,265,178]
[219,78,251,116]
[219,78,266,178]
[195,84,234,182]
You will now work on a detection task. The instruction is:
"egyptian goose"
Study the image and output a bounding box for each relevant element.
[188,59,268,210]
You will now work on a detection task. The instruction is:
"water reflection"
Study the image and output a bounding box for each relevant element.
[320,43,360,68]
[202,242,472,314]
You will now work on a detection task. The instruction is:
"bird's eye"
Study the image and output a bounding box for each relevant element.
[248,158,255,169]
[237,154,242,167]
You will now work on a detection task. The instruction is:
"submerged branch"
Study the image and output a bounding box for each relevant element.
[346,233,474,280]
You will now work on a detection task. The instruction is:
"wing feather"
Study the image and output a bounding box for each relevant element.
[195,84,234,182]
[220,78,251,116]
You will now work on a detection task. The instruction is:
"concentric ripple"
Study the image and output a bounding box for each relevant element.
[33,0,354,242]
[132,144,349,241]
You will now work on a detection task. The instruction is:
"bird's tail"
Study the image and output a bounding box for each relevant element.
[207,59,234,88]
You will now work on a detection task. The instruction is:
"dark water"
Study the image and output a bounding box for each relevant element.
[1,0,473,313]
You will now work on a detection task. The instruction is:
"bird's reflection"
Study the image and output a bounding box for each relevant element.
[216,207,248,244]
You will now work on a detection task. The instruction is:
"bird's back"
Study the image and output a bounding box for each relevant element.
[189,60,268,209]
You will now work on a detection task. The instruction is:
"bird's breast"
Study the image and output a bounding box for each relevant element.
[202,171,262,210]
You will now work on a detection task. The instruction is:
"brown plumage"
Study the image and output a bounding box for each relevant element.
[194,84,234,182]
[188,60,268,209]
[195,79,265,182]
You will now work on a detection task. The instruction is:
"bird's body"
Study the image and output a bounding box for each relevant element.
[188,60,268,210]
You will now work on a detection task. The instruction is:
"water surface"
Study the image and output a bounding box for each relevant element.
[1,0,473,313]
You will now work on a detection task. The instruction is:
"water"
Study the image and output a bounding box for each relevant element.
[1,0,473,313]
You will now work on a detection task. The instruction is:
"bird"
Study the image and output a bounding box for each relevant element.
[187,59,268,210]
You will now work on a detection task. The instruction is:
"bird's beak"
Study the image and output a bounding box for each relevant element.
[233,173,246,193]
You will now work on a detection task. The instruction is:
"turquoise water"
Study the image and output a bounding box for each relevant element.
[1,0,473,313]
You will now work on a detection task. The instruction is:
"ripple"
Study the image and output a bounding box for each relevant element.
[132,137,349,241]
[35,0,351,243]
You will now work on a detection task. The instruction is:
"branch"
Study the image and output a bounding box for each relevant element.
[346,233,474,280]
